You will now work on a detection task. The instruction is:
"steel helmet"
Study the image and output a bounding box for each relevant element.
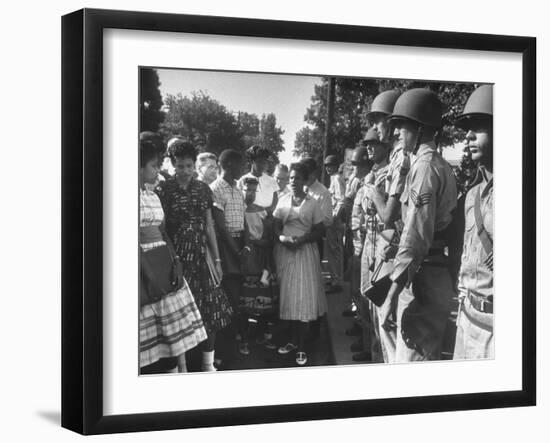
[455,84,493,130]
[366,90,401,120]
[324,155,339,166]
[388,88,443,129]
[351,146,370,165]
[167,137,183,151]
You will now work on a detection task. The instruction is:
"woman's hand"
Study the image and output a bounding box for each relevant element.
[279,235,297,250]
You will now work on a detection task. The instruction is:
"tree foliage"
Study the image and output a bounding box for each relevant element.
[160,92,285,162]
[139,68,165,132]
[294,126,324,165]
[293,77,477,160]
[257,113,285,156]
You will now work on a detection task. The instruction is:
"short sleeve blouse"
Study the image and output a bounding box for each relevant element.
[273,193,323,236]
[155,177,213,240]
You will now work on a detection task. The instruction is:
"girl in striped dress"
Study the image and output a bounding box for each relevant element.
[139,140,207,374]
[273,162,327,366]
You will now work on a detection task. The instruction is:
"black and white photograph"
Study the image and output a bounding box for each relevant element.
[138,68,494,374]
[2,0,547,439]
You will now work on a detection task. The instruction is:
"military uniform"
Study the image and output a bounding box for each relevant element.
[375,146,409,363]
[354,161,389,362]
[350,177,367,254]
[346,174,367,301]
[342,146,371,317]
[453,167,493,359]
[326,172,346,283]
[391,142,457,361]
[452,84,494,360]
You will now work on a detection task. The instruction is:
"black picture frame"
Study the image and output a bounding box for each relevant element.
[61,8,536,435]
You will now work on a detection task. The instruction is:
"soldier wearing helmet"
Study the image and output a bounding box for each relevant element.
[367,90,401,143]
[361,90,406,362]
[453,84,494,360]
[341,144,373,317]
[349,128,392,362]
[324,155,346,292]
[377,88,458,363]
[364,90,406,231]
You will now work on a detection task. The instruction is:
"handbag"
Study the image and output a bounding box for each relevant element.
[140,244,183,307]
[363,258,394,307]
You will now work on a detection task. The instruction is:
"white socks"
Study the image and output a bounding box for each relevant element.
[201,350,217,372]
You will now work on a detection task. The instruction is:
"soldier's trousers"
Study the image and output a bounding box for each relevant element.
[379,263,453,363]
[349,231,365,305]
[325,218,344,283]
[378,312,397,363]
[359,252,383,362]
[350,254,362,306]
[453,295,494,360]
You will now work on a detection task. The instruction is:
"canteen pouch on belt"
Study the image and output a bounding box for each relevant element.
[364,258,394,307]
[140,245,183,307]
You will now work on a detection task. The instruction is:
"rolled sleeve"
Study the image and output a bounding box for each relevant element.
[387,150,409,197]
[351,187,366,232]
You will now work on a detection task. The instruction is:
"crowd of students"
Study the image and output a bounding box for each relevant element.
[138,84,494,373]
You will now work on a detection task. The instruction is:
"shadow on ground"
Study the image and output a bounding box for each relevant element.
[36,410,60,425]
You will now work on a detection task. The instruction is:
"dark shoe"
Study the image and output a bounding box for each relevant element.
[345,322,362,336]
[256,336,277,350]
[350,340,364,353]
[352,351,372,362]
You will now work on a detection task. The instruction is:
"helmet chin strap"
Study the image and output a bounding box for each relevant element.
[412,126,424,155]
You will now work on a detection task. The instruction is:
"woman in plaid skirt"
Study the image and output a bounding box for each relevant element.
[156,140,234,372]
[139,139,207,374]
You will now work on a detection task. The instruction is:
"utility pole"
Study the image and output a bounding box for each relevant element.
[321,77,335,187]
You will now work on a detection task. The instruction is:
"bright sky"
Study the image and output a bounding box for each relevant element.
[156,69,322,166]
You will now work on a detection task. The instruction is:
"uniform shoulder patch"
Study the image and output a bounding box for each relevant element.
[484,251,493,271]
[410,189,432,208]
